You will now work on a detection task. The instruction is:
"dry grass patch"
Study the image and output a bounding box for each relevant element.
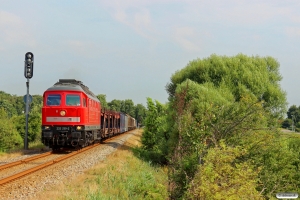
[0,141,47,161]
[0,151,23,161]
[33,129,168,200]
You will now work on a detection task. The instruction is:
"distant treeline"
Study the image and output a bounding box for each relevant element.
[0,91,147,152]
[96,94,147,126]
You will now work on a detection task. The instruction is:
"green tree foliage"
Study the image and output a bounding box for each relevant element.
[168,82,269,198]
[30,95,43,113]
[142,98,159,149]
[108,99,123,111]
[231,131,300,198]
[12,111,42,143]
[185,141,262,200]
[96,94,109,110]
[140,98,168,164]
[166,54,287,118]
[0,108,23,151]
[140,54,290,199]
[0,91,24,117]
[123,99,135,117]
[287,105,300,121]
[108,99,146,124]
[0,92,43,150]
[0,91,43,117]
[282,118,292,129]
[282,105,300,131]
[134,103,147,125]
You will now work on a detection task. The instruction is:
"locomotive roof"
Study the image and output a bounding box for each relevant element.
[46,79,99,101]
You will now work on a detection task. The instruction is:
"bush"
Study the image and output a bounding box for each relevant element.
[232,131,300,198]
[185,142,262,200]
[0,108,23,151]
[12,112,41,143]
[141,98,168,164]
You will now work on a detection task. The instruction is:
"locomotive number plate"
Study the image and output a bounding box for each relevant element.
[56,127,69,131]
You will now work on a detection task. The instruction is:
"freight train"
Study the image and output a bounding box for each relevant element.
[41,79,136,150]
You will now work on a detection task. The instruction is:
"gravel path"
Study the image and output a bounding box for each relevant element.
[0,131,135,200]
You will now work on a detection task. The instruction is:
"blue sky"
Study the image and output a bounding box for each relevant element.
[0,0,300,107]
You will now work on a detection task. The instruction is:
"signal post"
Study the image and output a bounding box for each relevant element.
[24,52,34,150]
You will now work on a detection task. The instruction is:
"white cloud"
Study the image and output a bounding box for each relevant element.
[286,27,300,37]
[97,0,163,41]
[0,11,22,25]
[173,26,200,51]
[97,0,300,50]
[0,11,36,49]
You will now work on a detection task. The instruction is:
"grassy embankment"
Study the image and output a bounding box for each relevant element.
[33,129,168,200]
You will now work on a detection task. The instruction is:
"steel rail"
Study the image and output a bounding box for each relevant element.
[0,143,100,186]
[0,151,53,171]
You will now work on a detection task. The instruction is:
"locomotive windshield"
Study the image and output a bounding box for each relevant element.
[66,94,80,106]
[47,94,61,106]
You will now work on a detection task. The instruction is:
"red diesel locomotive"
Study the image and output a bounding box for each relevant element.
[41,79,136,150]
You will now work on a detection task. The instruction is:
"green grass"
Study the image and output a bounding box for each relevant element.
[28,140,47,150]
[73,151,169,200]
[84,157,168,200]
[35,130,169,200]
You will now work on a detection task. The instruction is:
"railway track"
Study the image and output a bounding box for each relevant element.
[0,151,53,171]
[0,143,100,186]
[0,131,134,200]
[0,133,127,187]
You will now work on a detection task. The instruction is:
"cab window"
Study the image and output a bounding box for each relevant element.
[47,94,61,106]
[66,95,80,106]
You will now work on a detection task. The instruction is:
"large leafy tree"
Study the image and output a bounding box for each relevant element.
[157,54,289,198]
[166,54,287,118]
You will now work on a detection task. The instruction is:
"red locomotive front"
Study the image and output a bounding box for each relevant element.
[41,79,101,150]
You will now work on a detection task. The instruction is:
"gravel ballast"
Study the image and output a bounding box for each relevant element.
[0,131,135,200]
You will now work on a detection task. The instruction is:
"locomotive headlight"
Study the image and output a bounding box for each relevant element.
[60,110,66,116]
[44,126,50,130]
[76,126,82,130]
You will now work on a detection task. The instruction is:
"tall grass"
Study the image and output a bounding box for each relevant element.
[69,149,168,200]
[84,157,168,200]
[28,140,46,150]
[35,130,169,200]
